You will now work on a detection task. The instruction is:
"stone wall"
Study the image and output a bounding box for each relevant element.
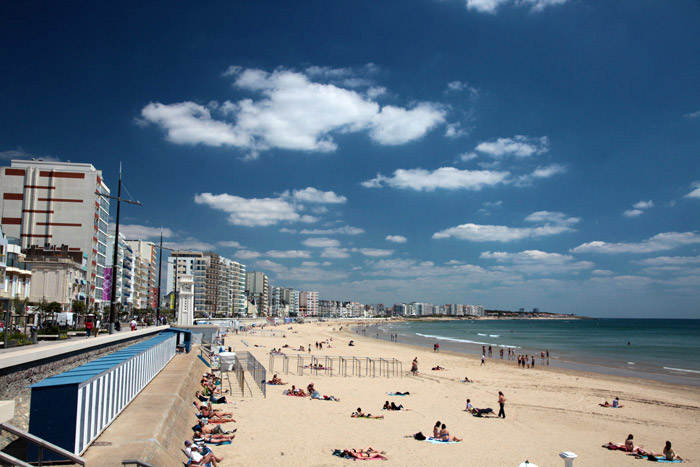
[0,335,152,449]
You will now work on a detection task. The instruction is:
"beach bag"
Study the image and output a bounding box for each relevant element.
[414,431,426,440]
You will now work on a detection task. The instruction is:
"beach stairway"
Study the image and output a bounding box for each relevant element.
[222,353,265,399]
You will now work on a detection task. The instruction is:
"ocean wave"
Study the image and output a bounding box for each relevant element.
[490,334,500,338]
[627,362,635,365]
[663,366,700,374]
[416,333,491,346]
[477,333,488,336]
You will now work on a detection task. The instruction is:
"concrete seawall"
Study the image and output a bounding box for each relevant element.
[80,349,207,466]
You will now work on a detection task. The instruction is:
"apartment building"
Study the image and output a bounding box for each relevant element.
[126,240,157,309]
[0,226,32,308]
[268,285,295,317]
[298,290,318,316]
[245,271,268,315]
[0,160,110,307]
[105,232,134,309]
[167,251,246,317]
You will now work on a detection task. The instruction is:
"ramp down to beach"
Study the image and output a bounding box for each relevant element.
[80,350,207,466]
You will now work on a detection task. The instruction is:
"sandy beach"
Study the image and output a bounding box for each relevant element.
[208,321,699,467]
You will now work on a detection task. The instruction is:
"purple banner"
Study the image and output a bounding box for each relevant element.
[103,268,112,301]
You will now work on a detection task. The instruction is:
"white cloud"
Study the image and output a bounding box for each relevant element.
[217,240,244,248]
[235,250,262,259]
[299,226,365,235]
[571,232,700,254]
[163,239,215,251]
[321,247,350,258]
[354,248,394,257]
[0,147,60,162]
[466,0,568,14]
[592,269,614,276]
[444,122,468,138]
[302,237,340,248]
[458,152,478,162]
[386,235,407,243]
[119,224,174,240]
[481,250,594,273]
[635,255,700,266]
[289,187,347,204]
[624,200,654,217]
[684,183,700,199]
[266,250,311,258]
[369,104,446,145]
[475,135,549,158]
[683,110,700,118]
[194,192,311,227]
[433,211,579,242]
[516,164,566,186]
[142,67,446,154]
[362,167,509,191]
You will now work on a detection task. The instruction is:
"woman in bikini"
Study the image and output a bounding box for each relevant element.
[343,447,387,460]
[439,423,462,442]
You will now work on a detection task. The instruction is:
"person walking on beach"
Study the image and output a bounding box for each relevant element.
[498,391,506,418]
[481,353,485,366]
[411,357,418,375]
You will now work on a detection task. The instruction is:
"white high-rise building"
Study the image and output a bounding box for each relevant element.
[0,160,110,307]
[298,290,318,316]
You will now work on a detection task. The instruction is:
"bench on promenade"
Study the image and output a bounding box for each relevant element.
[37,334,62,341]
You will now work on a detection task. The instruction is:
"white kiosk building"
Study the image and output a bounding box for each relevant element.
[177,274,194,326]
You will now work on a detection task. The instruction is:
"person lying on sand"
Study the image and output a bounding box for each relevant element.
[193,431,236,443]
[184,440,223,467]
[603,434,642,453]
[341,447,387,460]
[310,390,340,401]
[267,374,287,385]
[431,366,446,371]
[438,423,462,442]
[460,376,472,382]
[199,405,235,421]
[283,385,307,397]
[382,401,406,411]
[390,391,410,395]
[635,440,684,461]
[466,399,495,417]
[352,407,384,419]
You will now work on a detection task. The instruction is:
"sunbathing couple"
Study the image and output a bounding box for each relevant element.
[383,401,407,411]
[340,447,387,460]
[604,435,683,461]
[193,430,236,443]
[599,397,622,408]
[431,366,446,371]
[352,407,384,419]
[184,440,223,467]
[193,418,235,436]
[466,398,495,417]
[432,421,462,442]
[267,374,287,385]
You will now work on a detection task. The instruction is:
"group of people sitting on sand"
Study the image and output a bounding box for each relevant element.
[186,372,238,466]
[604,435,684,461]
[432,421,462,442]
[303,363,330,370]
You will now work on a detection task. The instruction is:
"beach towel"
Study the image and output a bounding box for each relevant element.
[425,437,461,444]
[637,456,684,463]
[200,440,232,446]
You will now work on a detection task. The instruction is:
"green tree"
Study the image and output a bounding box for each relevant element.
[46,302,62,313]
[72,300,86,314]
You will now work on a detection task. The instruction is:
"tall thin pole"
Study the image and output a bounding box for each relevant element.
[108,165,122,334]
[156,232,162,325]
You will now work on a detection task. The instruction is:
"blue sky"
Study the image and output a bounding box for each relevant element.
[2,0,699,317]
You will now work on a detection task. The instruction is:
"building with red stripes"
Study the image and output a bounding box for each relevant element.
[0,160,111,308]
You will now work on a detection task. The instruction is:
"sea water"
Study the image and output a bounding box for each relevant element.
[377,319,700,386]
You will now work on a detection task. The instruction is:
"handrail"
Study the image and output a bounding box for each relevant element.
[0,451,33,467]
[0,423,86,466]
